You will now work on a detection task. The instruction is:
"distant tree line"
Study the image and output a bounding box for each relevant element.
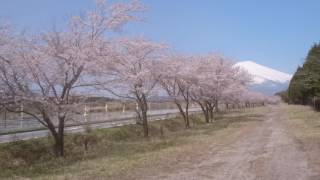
[286,43,320,110]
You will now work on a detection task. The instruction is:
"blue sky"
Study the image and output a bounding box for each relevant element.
[1,0,320,74]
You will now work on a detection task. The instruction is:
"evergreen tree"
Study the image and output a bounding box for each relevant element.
[303,43,320,97]
[288,43,320,105]
[288,66,308,104]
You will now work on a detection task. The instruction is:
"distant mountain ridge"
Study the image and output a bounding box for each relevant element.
[234,61,292,95]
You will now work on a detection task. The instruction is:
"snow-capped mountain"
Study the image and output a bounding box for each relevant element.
[234,61,292,95]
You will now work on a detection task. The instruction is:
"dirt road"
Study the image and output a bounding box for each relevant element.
[138,106,313,180]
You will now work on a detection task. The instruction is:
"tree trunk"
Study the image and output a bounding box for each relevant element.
[57,116,65,156]
[206,102,215,122]
[53,135,64,157]
[215,99,219,113]
[209,107,214,122]
[175,101,189,128]
[44,115,62,157]
[137,93,149,137]
[47,125,63,157]
[198,101,209,123]
[141,108,148,137]
[185,100,190,128]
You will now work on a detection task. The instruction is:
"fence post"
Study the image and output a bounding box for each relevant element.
[105,103,108,112]
[84,105,89,122]
[122,103,126,113]
[20,103,24,129]
[4,109,7,128]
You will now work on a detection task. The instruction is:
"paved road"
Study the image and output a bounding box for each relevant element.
[140,106,312,180]
[0,108,201,143]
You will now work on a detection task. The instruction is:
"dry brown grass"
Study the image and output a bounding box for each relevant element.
[0,107,267,180]
[282,104,320,179]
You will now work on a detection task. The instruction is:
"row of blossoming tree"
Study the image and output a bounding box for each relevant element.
[0,0,277,156]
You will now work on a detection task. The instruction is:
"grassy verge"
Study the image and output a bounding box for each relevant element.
[282,104,320,177]
[0,107,266,179]
[283,104,320,141]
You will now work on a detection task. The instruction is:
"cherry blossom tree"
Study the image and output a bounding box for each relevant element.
[189,55,216,123]
[158,54,198,128]
[190,54,252,122]
[190,55,225,122]
[94,37,166,137]
[220,66,252,110]
[0,0,144,156]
